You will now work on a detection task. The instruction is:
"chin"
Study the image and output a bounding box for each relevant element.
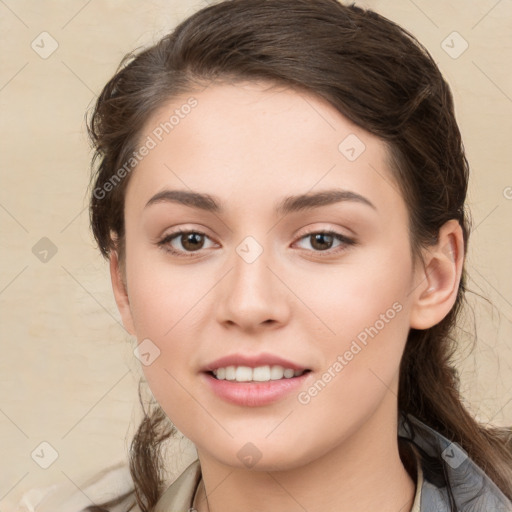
[198,436,323,472]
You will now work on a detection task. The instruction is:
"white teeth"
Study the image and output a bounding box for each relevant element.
[225,366,236,380]
[270,365,285,380]
[212,365,305,382]
[252,365,271,381]
[283,368,295,378]
[235,366,253,382]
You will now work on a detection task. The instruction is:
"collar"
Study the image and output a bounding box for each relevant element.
[398,412,512,511]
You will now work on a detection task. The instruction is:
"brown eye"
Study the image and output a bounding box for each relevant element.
[295,230,355,255]
[157,230,216,257]
[180,232,205,251]
[309,233,335,251]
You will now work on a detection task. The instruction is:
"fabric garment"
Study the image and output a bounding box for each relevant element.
[398,413,512,511]
[17,463,135,512]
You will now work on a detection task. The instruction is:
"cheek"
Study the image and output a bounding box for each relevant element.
[123,246,206,407]
[291,238,413,346]
[288,237,414,414]
[124,242,205,338]
[291,266,412,452]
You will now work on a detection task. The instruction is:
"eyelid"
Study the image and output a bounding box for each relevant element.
[294,223,354,241]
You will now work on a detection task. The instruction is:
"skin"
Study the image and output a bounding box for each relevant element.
[110,81,464,512]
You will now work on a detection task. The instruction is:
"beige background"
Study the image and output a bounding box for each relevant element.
[1,0,511,510]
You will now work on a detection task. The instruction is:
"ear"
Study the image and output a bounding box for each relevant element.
[110,250,136,335]
[409,219,465,330]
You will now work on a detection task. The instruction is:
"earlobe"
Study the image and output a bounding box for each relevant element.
[109,251,136,335]
[409,220,464,330]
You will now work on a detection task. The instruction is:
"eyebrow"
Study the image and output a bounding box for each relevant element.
[144,188,376,214]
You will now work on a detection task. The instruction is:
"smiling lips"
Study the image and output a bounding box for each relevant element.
[202,353,311,406]
[204,352,309,378]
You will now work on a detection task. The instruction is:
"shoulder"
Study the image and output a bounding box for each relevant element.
[17,462,138,512]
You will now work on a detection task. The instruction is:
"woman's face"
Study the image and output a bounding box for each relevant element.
[115,81,426,470]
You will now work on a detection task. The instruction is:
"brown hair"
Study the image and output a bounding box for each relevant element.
[86,0,512,510]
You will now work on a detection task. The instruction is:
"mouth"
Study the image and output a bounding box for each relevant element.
[202,361,312,407]
[201,353,312,406]
[207,365,311,382]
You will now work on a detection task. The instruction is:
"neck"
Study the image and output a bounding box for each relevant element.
[193,399,416,512]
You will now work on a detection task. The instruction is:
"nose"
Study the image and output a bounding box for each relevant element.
[216,241,291,332]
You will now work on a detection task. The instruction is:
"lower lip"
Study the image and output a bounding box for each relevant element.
[202,372,310,407]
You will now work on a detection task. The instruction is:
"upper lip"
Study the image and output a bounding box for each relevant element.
[203,353,309,372]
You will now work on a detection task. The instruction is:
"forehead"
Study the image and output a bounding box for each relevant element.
[125,81,403,217]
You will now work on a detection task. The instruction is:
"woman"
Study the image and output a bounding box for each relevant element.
[59,0,512,510]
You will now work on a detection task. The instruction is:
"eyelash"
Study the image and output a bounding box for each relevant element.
[156,228,356,258]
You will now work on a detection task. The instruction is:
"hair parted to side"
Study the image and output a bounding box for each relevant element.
[86,0,512,510]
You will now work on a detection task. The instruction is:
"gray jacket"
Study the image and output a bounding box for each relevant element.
[398,412,512,511]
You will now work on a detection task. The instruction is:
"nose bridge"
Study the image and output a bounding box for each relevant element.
[217,232,288,328]
[231,233,275,301]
